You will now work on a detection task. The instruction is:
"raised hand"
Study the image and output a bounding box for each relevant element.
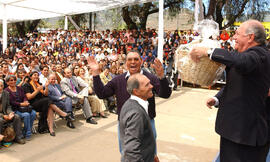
[152,58,164,79]
[87,56,100,76]
[45,81,49,88]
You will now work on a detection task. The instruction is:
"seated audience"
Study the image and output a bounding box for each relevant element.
[22,71,72,136]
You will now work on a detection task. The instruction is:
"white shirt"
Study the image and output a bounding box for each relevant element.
[125,70,143,79]
[130,95,149,115]
[39,74,48,87]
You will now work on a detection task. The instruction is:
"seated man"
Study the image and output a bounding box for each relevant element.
[0,80,25,144]
[48,73,75,128]
[60,68,97,124]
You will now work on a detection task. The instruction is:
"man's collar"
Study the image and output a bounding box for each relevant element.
[130,95,149,114]
[125,70,143,79]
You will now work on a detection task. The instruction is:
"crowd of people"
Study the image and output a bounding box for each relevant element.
[0,26,268,147]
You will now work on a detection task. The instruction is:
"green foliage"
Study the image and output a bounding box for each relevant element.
[37,19,52,28]
[122,0,184,29]
[245,0,269,21]
[204,0,269,29]
[98,8,125,30]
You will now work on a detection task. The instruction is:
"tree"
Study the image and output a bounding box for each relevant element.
[14,20,41,37]
[122,0,184,29]
[96,8,126,30]
[205,0,269,29]
[122,0,269,30]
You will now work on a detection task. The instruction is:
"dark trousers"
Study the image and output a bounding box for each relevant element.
[32,97,51,131]
[0,114,23,140]
[220,137,270,162]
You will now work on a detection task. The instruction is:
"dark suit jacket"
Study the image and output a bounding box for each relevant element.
[0,90,13,118]
[212,45,270,146]
[119,99,155,162]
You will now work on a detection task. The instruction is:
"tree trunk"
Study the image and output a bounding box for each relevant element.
[15,22,26,37]
[139,15,148,30]
[215,1,224,29]
[89,12,92,31]
[28,20,41,31]
[139,3,151,29]
[122,6,138,29]
[206,0,217,19]
[222,0,249,29]
[72,14,81,27]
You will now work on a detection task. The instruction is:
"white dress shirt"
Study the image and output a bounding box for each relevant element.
[130,95,149,115]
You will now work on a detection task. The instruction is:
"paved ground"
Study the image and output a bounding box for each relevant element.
[0,87,220,162]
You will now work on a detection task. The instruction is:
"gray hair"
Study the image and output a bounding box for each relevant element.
[5,75,16,82]
[127,74,140,95]
[48,73,56,79]
[245,20,266,45]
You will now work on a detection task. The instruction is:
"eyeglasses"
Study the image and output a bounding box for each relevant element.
[8,79,17,82]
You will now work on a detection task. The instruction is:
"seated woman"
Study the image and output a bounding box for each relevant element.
[5,75,36,140]
[22,71,72,136]
[77,68,107,118]
[0,79,25,144]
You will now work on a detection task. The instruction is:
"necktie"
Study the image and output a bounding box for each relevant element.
[70,79,77,93]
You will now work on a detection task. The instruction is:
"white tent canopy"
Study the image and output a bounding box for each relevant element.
[0,0,154,23]
[0,0,164,61]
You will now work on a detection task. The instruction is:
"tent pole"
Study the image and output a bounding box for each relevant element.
[157,0,164,62]
[68,16,80,30]
[2,4,8,53]
[64,16,68,30]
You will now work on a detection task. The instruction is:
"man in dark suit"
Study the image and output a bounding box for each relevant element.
[120,73,156,162]
[48,74,75,128]
[190,20,270,161]
[0,80,25,144]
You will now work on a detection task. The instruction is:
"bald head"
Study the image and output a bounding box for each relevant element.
[243,19,266,45]
[127,73,142,94]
